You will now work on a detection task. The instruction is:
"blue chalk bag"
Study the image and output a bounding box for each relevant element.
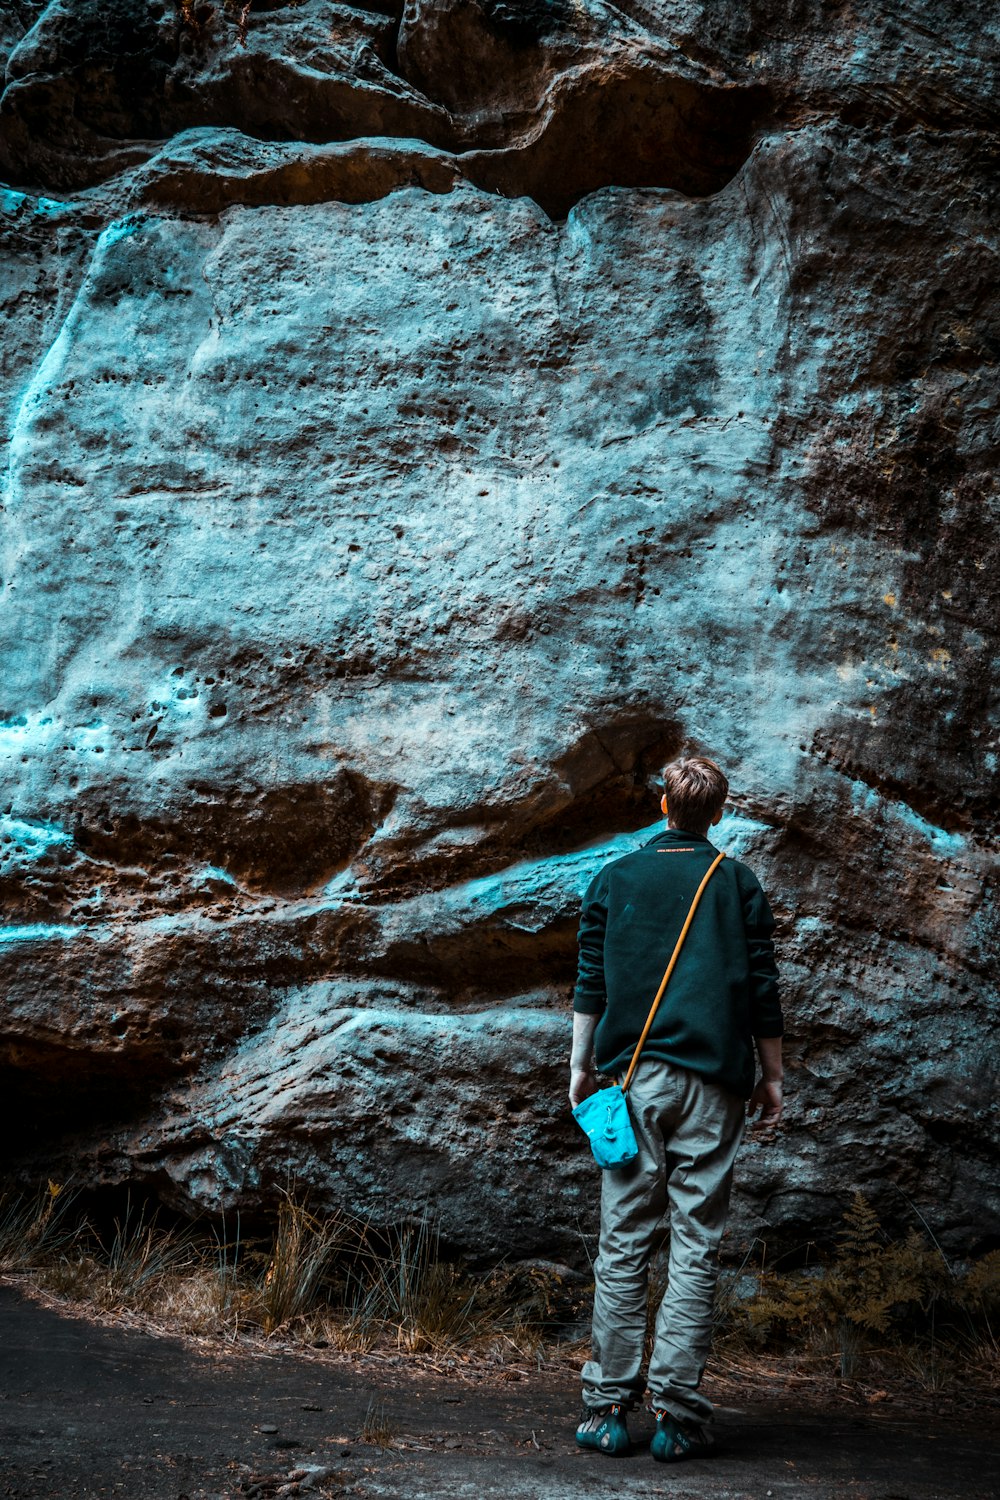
[572,1083,638,1169]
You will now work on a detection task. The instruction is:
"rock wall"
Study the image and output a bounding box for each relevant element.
[1,0,998,1256]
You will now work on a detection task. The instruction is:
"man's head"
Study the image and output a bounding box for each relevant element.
[659,756,729,836]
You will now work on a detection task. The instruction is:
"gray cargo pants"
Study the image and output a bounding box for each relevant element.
[582,1056,746,1426]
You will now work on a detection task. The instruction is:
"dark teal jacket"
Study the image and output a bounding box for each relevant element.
[573,828,782,1098]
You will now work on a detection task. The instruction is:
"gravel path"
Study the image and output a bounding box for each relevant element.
[1,1282,997,1500]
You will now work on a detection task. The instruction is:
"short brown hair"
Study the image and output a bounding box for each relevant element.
[661,756,729,834]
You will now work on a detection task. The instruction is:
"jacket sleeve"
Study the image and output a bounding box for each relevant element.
[573,868,609,1015]
[740,867,783,1038]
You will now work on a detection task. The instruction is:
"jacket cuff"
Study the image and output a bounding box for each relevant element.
[573,991,606,1016]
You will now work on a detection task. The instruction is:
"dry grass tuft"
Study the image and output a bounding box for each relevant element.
[93,1195,199,1313]
[250,1194,358,1336]
[0,1182,80,1271]
[360,1395,394,1447]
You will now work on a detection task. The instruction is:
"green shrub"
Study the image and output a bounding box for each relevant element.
[721,1192,997,1384]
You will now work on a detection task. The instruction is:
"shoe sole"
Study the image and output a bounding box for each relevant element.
[576,1438,631,1457]
[651,1438,712,1463]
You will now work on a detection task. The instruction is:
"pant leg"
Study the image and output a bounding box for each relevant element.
[646,1069,746,1425]
[581,1062,684,1410]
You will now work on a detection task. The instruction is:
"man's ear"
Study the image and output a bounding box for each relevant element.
[711,808,724,826]
[660,794,668,816]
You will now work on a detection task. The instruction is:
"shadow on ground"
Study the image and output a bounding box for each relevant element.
[1,1281,998,1499]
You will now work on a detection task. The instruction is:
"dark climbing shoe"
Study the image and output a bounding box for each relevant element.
[650,1408,713,1462]
[575,1403,631,1455]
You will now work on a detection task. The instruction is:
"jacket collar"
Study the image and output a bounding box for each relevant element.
[643,827,715,848]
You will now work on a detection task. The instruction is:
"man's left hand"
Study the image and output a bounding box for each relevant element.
[569,1066,599,1109]
[747,1077,783,1129]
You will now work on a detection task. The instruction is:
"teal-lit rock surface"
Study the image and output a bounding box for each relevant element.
[0,0,997,1255]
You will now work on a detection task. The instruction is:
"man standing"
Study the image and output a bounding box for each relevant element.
[570,756,783,1461]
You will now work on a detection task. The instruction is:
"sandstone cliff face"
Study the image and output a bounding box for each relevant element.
[0,0,997,1256]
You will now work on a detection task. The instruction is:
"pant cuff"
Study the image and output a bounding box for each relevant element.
[582,1390,639,1412]
[648,1396,713,1426]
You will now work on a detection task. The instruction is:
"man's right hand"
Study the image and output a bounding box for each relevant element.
[569,1066,600,1110]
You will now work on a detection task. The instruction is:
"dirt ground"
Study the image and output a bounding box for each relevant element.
[1,1280,999,1500]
